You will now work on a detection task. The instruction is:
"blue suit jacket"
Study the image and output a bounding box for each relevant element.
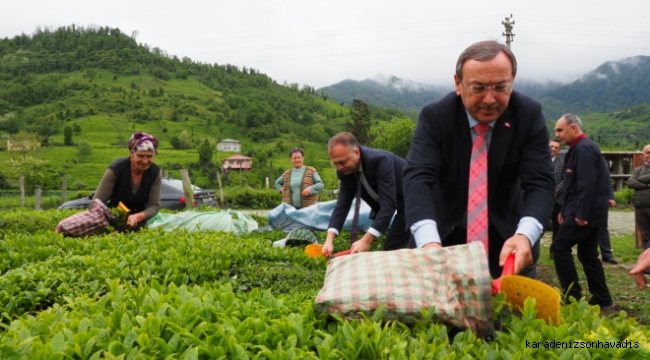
[403,91,555,245]
[328,146,406,234]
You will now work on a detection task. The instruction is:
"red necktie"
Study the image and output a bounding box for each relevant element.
[468,124,489,254]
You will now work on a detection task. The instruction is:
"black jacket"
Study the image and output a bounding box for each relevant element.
[328,146,406,234]
[561,136,612,227]
[403,91,555,244]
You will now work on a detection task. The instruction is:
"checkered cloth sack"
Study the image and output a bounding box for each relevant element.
[56,199,114,237]
[315,242,494,338]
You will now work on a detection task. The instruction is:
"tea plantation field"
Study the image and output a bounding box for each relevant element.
[0,209,648,359]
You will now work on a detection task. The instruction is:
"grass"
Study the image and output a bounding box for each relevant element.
[537,231,650,324]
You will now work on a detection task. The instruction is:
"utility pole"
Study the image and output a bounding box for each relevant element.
[502,14,515,49]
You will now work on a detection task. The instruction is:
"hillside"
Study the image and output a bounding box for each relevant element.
[577,103,650,151]
[539,56,650,120]
[0,25,379,192]
[319,75,444,115]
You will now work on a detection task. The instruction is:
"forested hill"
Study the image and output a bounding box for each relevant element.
[0,25,355,146]
[319,76,444,115]
[538,56,650,121]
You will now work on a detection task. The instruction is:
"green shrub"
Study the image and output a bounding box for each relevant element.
[614,187,635,205]
[223,186,281,209]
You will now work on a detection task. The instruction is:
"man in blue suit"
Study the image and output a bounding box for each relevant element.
[402,40,555,279]
[552,113,614,309]
[322,132,410,256]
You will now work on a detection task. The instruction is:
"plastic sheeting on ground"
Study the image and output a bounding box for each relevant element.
[147,210,258,236]
[267,199,372,232]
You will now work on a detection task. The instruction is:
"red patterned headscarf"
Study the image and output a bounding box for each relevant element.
[128,132,158,154]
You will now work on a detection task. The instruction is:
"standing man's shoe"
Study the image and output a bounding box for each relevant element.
[602,257,619,265]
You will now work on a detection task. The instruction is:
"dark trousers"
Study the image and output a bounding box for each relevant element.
[597,228,614,259]
[443,226,540,279]
[550,225,612,304]
[551,203,562,240]
[635,207,650,249]
[383,211,411,251]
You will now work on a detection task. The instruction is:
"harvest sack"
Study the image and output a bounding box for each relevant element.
[56,199,113,237]
[315,242,494,338]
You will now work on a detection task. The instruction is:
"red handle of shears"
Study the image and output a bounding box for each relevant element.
[334,249,352,257]
[491,254,515,295]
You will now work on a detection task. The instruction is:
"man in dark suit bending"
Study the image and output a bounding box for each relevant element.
[402,40,555,278]
[322,132,410,256]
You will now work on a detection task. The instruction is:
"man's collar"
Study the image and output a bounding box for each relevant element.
[466,110,497,129]
[570,134,587,148]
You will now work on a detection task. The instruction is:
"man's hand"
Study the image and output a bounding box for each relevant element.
[575,218,588,226]
[558,213,563,225]
[499,234,533,275]
[630,248,650,290]
[301,188,311,196]
[322,232,337,257]
[423,242,443,249]
[608,199,616,207]
[350,233,375,253]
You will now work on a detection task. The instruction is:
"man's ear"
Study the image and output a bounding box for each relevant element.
[453,74,462,95]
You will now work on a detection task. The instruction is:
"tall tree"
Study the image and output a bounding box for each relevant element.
[370,117,416,158]
[345,99,372,145]
[63,125,73,145]
[198,139,213,166]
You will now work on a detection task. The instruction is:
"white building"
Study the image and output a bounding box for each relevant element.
[216,139,241,152]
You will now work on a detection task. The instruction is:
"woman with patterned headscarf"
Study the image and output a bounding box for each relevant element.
[93,132,162,229]
[274,148,324,209]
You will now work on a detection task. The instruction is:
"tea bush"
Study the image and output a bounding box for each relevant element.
[0,209,648,358]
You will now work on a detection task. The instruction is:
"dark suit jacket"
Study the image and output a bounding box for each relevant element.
[561,136,610,228]
[553,154,565,205]
[328,146,406,234]
[403,91,555,245]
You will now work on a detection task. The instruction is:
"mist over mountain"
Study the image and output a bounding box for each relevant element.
[513,79,565,100]
[538,56,650,120]
[320,73,569,115]
[319,75,444,114]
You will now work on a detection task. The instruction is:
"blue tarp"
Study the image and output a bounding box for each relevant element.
[268,199,372,232]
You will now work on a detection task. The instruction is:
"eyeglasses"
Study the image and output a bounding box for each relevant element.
[461,81,512,94]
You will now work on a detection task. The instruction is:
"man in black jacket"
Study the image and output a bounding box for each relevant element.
[552,113,614,309]
[402,40,555,278]
[322,132,410,256]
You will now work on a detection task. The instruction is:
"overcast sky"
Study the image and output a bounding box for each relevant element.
[2,0,650,89]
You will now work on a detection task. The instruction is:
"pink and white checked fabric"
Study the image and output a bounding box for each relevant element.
[315,243,494,338]
[467,124,489,254]
[56,199,113,237]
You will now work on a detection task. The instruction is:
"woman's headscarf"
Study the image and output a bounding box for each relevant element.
[128,132,159,154]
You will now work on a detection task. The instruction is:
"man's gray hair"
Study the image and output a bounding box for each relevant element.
[562,113,583,131]
[328,132,359,151]
[455,40,517,80]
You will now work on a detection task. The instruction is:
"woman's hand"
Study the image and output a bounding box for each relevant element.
[301,188,310,196]
[127,213,144,228]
